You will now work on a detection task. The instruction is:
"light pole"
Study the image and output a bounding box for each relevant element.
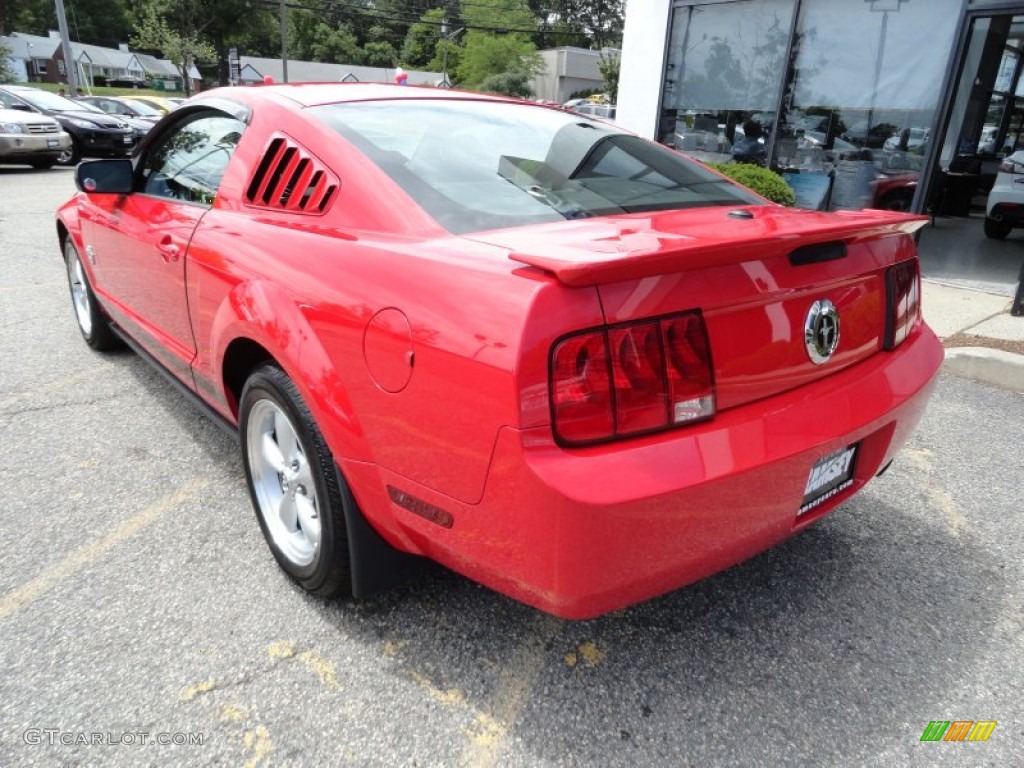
[440,21,464,88]
[280,0,288,83]
[865,0,909,133]
[55,0,78,92]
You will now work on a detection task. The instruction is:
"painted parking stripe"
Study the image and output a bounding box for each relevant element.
[0,479,208,620]
[0,363,113,412]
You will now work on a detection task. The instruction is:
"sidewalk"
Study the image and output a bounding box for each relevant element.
[922,280,1024,392]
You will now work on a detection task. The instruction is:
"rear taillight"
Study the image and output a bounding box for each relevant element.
[551,312,715,445]
[884,259,921,349]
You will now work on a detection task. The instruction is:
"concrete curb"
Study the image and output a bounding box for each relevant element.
[942,347,1024,393]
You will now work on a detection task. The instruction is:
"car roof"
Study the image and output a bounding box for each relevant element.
[194,82,513,110]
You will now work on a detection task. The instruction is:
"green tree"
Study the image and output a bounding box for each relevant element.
[288,10,352,63]
[546,0,624,49]
[597,50,619,101]
[4,0,132,47]
[131,0,216,96]
[200,0,276,86]
[363,41,398,68]
[457,32,540,91]
[456,0,539,90]
[401,8,448,69]
[289,8,364,65]
[461,0,535,33]
[479,68,533,98]
[0,42,15,83]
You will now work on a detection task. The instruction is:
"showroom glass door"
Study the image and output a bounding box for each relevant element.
[925,13,1024,217]
[660,0,797,165]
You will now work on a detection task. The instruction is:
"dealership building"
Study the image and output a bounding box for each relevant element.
[619,0,1024,217]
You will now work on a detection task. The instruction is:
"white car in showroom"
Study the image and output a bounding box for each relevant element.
[0,107,71,169]
[984,150,1024,239]
[883,127,929,152]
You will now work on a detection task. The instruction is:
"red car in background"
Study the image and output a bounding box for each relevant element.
[56,84,943,619]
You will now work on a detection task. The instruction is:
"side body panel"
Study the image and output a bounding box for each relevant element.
[86,193,203,381]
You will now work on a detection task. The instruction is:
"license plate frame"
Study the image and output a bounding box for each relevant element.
[47,138,59,147]
[799,443,858,516]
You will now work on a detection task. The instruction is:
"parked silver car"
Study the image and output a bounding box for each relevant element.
[0,107,71,169]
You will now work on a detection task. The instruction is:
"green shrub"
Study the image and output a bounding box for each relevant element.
[93,75,107,87]
[705,162,797,207]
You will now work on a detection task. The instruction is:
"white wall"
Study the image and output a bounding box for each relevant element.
[618,0,672,138]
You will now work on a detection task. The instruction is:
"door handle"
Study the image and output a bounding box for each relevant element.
[157,236,180,263]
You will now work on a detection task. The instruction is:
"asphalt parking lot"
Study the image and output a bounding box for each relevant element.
[1,167,1022,767]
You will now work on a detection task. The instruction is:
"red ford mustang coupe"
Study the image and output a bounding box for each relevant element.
[56,84,943,618]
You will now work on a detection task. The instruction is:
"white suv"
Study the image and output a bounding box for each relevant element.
[984,150,1024,239]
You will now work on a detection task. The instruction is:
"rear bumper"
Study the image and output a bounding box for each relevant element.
[373,325,944,619]
[986,202,1024,226]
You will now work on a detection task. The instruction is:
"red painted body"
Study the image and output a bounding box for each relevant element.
[57,84,943,618]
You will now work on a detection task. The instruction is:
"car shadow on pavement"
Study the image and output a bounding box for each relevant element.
[115,354,1010,765]
[309,478,1005,765]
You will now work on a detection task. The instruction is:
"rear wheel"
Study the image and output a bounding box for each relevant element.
[984,217,1012,239]
[239,365,352,596]
[64,239,120,351]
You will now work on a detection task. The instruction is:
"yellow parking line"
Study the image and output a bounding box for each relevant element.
[458,615,561,768]
[0,479,208,620]
[0,363,113,412]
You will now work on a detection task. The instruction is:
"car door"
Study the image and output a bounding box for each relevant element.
[88,110,246,383]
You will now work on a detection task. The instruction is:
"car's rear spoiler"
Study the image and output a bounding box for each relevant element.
[505,209,929,287]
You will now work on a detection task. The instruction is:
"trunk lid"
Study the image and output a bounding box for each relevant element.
[469,205,928,410]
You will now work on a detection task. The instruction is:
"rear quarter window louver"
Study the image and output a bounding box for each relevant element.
[244,135,339,213]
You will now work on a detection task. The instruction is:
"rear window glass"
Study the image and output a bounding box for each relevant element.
[311,99,762,234]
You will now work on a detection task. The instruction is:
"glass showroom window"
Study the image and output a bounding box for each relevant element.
[776,0,961,211]
[660,0,796,166]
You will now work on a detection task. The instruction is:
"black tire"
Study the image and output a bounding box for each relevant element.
[984,217,1012,240]
[55,138,81,167]
[64,239,121,351]
[239,364,352,597]
[30,159,55,170]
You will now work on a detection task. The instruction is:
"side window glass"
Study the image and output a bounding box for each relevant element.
[142,113,245,205]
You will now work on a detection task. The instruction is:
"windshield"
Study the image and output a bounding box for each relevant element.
[121,99,161,116]
[11,88,90,113]
[312,100,762,235]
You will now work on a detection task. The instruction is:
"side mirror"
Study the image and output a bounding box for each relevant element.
[75,158,133,194]
[9,103,33,112]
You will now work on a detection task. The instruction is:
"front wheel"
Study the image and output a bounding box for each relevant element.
[56,138,81,167]
[239,365,352,596]
[984,217,1012,239]
[64,239,120,351]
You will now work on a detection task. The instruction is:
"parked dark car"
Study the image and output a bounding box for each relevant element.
[107,76,148,89]
[0,85,136,166]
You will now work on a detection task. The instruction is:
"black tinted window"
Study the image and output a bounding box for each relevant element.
[312,100,761,234]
